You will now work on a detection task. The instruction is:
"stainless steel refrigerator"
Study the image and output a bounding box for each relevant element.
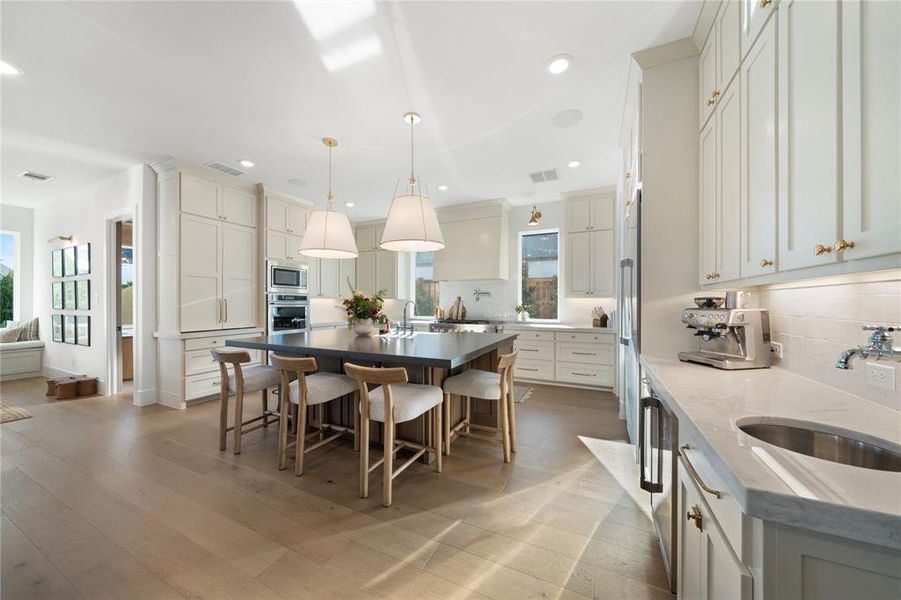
[618,188,641,444]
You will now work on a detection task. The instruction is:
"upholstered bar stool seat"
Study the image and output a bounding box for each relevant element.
[227,365,282,394]
[286,372,357,406]
[366,383,443,423]
[442,369,502,400]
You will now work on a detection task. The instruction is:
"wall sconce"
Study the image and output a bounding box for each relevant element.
[47,235,74,244]
[528,206,542,226]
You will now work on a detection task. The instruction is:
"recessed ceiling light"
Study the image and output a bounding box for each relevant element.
[552,109,583,128]
[344,201,355,208]
[437,184,448,191]
[568,160,581,168]
[0,61,23,76]
[239,159,254,168]
[546,54,572,75]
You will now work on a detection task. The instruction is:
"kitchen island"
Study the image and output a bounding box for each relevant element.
[227,328,518,454]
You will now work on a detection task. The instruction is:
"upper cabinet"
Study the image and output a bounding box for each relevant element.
[700,1,741,129]
[841,0,901,260]
[181,173,257,228]
[564,190,615,233]
[700,26,718,127]
[777,0,841,271]
[262,189,311,261]
[433,201,510,281]
[741,0,777,57]
[564,189,616,297]
[353,221,406,298]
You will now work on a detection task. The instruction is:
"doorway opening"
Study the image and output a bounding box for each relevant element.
[113,219,135,395]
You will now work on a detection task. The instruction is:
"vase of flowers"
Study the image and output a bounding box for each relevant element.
[342,289,388,336]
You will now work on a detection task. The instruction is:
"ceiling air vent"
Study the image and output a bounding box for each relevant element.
[203,161,245,177]
[528,168,560,184]
[20,171,53,182]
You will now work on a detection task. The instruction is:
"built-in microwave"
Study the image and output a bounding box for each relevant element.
[267,259,309,294]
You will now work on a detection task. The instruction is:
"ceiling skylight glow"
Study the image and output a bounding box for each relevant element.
[295,0,376,42]
[321,34,383,72]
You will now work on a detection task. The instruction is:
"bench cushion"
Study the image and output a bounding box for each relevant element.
[0,340,45,351]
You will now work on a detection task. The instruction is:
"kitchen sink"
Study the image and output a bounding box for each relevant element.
[738,420,901,472]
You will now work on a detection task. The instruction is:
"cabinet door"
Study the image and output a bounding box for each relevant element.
[305,258,319,298]
[590,193,615,230]
[355,226,377,252]
[566,232,592,297]
[717,80,741,282]
[717,0,741,92]
[376,250,397,299]
[266,196,290,233]
[288,234,304,261]
[842,0,901,260]
[180,215,221,332]
[356,251,377,295]
[565,197,592,232]
[221,223,257,329]
[288,203,307,236]
[318,258,340,298]
[339,258,356,294]
[701,505,753,599]
[221,186,257,228]
[181,173,220,220]
[741,16,778,277]
[699,117,718,284]
[589,230,615,296]
[778,0,841,270]
[700,27,718,127]
[266,230,290,260]
[678,464,704,600]
[741,0,777,56]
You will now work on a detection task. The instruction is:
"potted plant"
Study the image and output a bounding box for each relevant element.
[342,289,388,335]
[514,304,531,322]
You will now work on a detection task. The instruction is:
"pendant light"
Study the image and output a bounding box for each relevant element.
[298,137,358,259]
[528,206,542,226]
[380,112,445,252]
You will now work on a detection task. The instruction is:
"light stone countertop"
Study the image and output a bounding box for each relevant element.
[500,322,617,334]
[642,356,901,550]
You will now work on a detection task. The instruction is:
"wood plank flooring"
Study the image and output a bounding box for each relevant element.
[0,378,670,600]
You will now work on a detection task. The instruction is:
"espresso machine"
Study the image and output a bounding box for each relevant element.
[678,296,771,370]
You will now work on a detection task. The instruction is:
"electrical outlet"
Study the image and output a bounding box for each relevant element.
[770,341,783,359]
[865,362,895,391]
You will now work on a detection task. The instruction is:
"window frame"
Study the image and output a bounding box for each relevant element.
[410,251,440,319]
[517,228,560,322]
[0,230,20,325]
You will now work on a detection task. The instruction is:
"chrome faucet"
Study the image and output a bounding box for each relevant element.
[473,288,491,302]
[835,325,901,369]
[402,300,416,333]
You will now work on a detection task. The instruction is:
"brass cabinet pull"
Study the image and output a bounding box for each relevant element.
[760,259,774,268]
[687,505,703,530]
[518,367,539,372]
[572,372,597,377]
[835,239,856,252]
[760,0,772,8]
[224,298,228,322]
[573,352,597,356]
[814,244,833,256]
[520,348,539,352]
[680,445,722,498]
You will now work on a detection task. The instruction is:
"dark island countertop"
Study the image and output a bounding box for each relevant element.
[225,329,518,369]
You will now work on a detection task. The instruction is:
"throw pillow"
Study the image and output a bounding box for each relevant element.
[0,326,23,342]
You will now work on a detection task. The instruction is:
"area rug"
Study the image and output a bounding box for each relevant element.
[0,401,32,424]
[513,385,533,404]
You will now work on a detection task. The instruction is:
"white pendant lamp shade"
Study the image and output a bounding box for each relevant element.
[380,111,446,252]
[298,137,358,259]
[380,192,445,252]
[298,210,357,258]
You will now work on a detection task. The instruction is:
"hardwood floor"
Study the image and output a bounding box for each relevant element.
[0,377,669,600]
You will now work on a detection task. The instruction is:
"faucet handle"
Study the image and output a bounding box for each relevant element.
[862,325,899,332]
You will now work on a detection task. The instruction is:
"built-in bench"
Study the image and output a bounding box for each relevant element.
[0,339,45,380]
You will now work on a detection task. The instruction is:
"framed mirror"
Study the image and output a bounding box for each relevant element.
[52,249,63,278]
[52,314,64,342]
[76,243,91,275]
[62,246,76,276]
[52,281,63,310]
[63,315,76,344]
[63,280,76,310]
[76,279,91,310]
[76,315,91,346]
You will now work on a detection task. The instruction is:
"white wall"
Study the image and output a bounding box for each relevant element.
[0,204,35,321]
[33,165,156,398]
[437,200,617,325]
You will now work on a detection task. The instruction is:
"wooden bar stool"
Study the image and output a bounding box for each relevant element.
[441,351,519,462]
[211,349,282,455]
[270,354,359,475]
[344,363,443,507]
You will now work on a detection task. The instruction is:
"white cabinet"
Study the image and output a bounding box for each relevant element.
[740,16,778,277]
[566,230,614,297]
[700,26,718,127]
[265,230,304,262]
[841,0,901,260]
[716,0,741,93]
[355,225,379,252]
[741,0,777,57]
[339,257,355,293]
[506,327,616,389]
[376,250,398,299]
[316,258,340,298]
[590,230,615,296]
[265,195,308,235]
[181,174,257,228]
[180,215,257,332]
[699,117,718,285]
[677,456,753,600]
[355,251,376,296]
[564,191,615,233]
[432,201,510,281]
[777,0,841,270]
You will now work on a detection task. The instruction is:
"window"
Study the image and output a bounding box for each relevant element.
[0,231,17,327]
[519,230,559,320]
[414,252,440,317]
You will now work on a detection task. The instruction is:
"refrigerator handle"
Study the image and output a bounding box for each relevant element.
[638,395,663,493]
[619,259,633,347]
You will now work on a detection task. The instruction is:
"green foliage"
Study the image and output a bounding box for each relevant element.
[342,289,388,324]
[0,271,13,326]
[415,277,439,317]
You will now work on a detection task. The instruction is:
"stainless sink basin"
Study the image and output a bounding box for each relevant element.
[738,421,901,472]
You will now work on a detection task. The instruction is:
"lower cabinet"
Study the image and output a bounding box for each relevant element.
[509,328,615,389]
[677,455,753,600]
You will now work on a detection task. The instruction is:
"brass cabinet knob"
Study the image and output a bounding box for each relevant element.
[814,244,833,256]
[760,0,773,7]
[705,273,713,280]
[712,272,720,279]
[706,97,716,107]
[760,259,774,268]
[687,505,703,530]
[835,239,856,252]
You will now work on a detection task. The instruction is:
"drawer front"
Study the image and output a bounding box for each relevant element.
[555,331,616,344]
[514,340,555,361]
[556,342,614,365]
[185,348,259,376]
[185,372,225,400]
[509,329,556,341]
[184,333,259,352]
[513,360,554,381]
[555,362,613,387]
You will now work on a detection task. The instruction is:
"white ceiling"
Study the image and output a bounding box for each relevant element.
[1,1,700,218]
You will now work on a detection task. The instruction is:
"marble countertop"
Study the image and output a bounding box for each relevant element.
[500,322,617,334]
[642,357,901,549]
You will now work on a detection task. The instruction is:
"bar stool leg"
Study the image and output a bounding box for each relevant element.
[360,402,370,499]
[295,396,308,476]
[464,395,471,434]
[498,387,511,463]
[277,378,290,470]
[383,414,395,507]
[262,388,269,427]
[433,404,443,473]
[507,382,517,454]
[218,383,229,451]
[233,385,245,455]
[353,392,360,452]
[443,393,452,455]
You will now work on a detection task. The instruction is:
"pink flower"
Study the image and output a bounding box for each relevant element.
[370,307,379,317]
